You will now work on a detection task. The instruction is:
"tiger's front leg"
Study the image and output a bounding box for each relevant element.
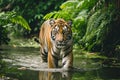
[48,51,58,68]
[62,52,73,70]
[40,47,48,63]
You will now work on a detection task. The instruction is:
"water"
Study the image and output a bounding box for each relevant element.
[0,46,120,80]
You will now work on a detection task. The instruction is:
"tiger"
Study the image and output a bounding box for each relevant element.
[39,18,73,69]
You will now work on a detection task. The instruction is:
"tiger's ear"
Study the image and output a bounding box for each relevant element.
[49,19,55,26]
[67,20,72,27]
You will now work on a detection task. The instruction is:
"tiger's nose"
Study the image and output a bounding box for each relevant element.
[56,33,65,44]
[57,40,63,44]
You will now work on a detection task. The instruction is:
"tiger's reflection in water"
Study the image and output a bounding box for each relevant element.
[39,71,72,80]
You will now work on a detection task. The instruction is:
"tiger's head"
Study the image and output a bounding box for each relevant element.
[49,19,72,48]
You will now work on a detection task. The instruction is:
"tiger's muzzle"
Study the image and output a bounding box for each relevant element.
[56,41,66,48]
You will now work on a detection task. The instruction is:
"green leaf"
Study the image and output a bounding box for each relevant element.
[0,12,31,30]
[60,0,78,9]
[10,16,31,30]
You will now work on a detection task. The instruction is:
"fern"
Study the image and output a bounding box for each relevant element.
[0,11,31,30]
[81,8,117,51]
[44,0,79,20]
[81,10,104,50]
[60,0,78,9]
[10,16,31,30]
[44,11,57,19]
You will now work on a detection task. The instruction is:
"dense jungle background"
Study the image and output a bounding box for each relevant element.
[1,0,120,58]
[0,0,120,80]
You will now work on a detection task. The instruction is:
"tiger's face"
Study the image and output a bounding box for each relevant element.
[50,19,72,48]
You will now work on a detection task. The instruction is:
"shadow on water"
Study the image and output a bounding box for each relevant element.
[0,45,120,80]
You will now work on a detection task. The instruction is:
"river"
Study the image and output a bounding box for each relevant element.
[0,45,120,80]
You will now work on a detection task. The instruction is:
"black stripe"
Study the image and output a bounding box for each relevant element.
[41,49,48,62]
[44,49,48,54]
[52,48,60,60]
[56,46,60,49]
[41,52,47,56]
[52,54,59,61]
[41,49,48,57]
[64,46,71,51]
[63,47,72,58]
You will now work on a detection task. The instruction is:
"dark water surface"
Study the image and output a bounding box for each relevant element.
[0,46,120,80]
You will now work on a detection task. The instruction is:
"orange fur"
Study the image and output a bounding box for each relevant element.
[39,19,73,69]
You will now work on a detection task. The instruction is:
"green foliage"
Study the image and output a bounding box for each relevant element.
[0,12,31,30]
[82,4,120,52]
[10,15,31,30]
[0,0,119,58]
[44,0,120,57]
[0,0,65,44]
[82,10,108,51]
[44,0,98,44]
[11,0,65,34]
[0,26,10,45]
[0,11,31,44]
